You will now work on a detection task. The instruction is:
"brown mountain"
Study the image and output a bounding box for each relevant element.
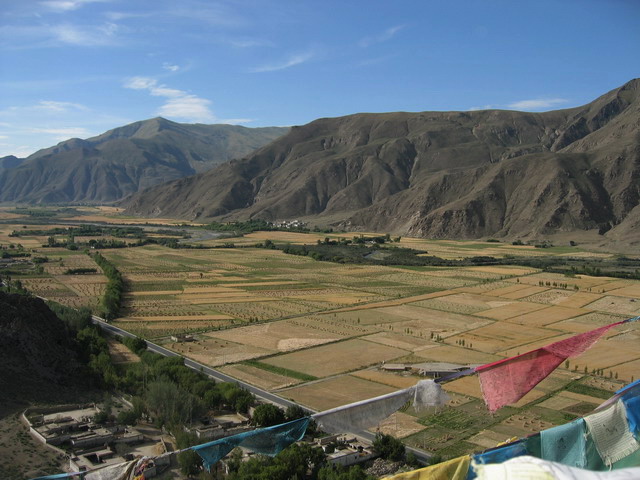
[0,118,288,203]
[122,80,640,243]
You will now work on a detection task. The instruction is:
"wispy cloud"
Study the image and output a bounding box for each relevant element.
[469,97,569,112]
[124,76,215,122]
[50,22,119,46]
[359,24,405,48]
[30,126,90,138]
[356,55,395,68]
[0,21,121,49]
[0,100,88,115]
[36,100,88,112]
[40,0,111,12]
[219,118,254,125]
[162,63,180,72]
[506,98,568,110]
[250,51,314,73]
[226,37,274,48]
[104,11,153,21]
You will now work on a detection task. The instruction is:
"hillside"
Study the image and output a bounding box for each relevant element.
[122,80,640,243]
[0,119,288,203]
[0,293,82,402]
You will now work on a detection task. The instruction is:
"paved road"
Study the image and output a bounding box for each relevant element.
[92,316,432,464]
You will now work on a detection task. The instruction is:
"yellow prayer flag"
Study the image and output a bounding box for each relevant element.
[382,455,470,480]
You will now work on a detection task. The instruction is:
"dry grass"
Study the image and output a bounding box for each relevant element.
[503,305,591,327]
[362,332,434,351]
[207,319,345,352]
[171,337,274,367]
[447,322,560,354]
[263,338,408,378]
[376,412,426,438]
[583,296,640,316]
[411,344,501,364]
[476,302,548,321]
[281,375,397,411]
[350,369,420,389]
[218,364,302,390]
[107,338,140,364]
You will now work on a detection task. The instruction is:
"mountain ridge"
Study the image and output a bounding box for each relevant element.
[122,79,640,243]
[0,119,288,203]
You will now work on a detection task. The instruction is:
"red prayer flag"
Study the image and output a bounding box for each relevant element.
[476,320,626,412]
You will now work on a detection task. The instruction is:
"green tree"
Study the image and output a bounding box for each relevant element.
[175,431,203,476]
[117,409,139,426]
[373,433,405,461]
[252,404,285,427]
[318,465,375,480]
[285,405,307,421]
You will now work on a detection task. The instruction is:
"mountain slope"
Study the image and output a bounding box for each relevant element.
[0,118,288,203]
[0,292,83,402]
[121,79,639,242]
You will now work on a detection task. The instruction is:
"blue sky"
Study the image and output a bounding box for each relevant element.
[1,0,639,157]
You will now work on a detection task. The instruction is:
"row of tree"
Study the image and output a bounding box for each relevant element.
[91,252,124,320]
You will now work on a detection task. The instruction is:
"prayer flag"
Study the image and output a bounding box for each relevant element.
[193,417,310,470]
[382,455,470,480]
[540,419,587,468]
[475,320,625,412]
[584,400,640,466]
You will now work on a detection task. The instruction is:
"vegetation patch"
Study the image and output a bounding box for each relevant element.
[242,360,317,382]
[420,408,476,430]
[565,383,613,400]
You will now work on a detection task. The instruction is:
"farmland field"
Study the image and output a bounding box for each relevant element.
[2,209,639,460]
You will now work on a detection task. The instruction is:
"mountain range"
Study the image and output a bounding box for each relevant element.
[122,79,640,243]
[0,119,288,203]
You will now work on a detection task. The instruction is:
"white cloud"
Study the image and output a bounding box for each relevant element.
[124,76,215,122]
[506,98,568,110]
[157,96,213,122]
[359,25,405,48]
[251,51,314,73]
[162,63,180,72]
